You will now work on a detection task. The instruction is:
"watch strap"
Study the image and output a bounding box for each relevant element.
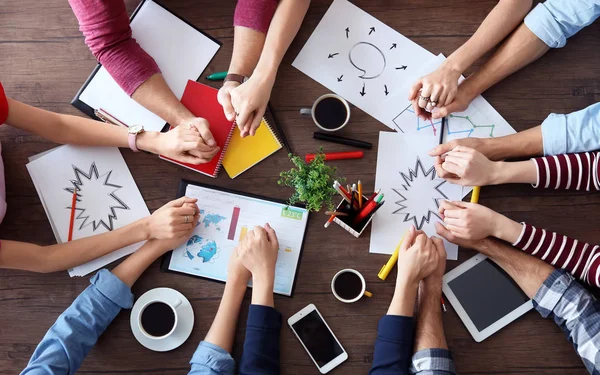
[128,132,139,152]
[224,74,247,84]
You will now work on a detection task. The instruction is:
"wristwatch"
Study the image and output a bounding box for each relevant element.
[224,73,248,84]
[128,125,145,152]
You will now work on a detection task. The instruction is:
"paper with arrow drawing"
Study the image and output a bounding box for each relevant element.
[292,0,433,130]
[27,146,150,276]
[370,132,462,260]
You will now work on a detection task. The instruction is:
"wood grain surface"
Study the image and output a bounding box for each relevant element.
[0,0,598,374]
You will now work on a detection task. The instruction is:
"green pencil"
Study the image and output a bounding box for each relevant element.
[206,71,228,81]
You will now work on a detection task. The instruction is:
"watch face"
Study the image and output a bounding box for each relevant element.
[129,125,143,134]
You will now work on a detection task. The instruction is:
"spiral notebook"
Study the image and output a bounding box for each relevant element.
[160,80,235,177]
[222,118,283,178]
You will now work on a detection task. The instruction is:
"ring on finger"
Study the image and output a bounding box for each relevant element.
[419,95,430,102]
[184,215,190,224]
[429,101,437,107]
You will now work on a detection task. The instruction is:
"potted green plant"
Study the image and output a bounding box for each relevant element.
[278,149,344,212]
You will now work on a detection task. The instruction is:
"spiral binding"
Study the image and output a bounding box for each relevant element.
[262,117,283,148]
[212,123,237,177]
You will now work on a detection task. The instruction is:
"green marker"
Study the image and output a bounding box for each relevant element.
[206,71,228,81]
[375,193,384,204]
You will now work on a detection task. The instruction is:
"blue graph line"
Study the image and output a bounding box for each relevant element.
[405,108,491,138]
[406,108,442,134]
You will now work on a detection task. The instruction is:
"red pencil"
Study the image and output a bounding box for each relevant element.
[441,296,447,312]
[68,190,77,242]
[305,151,364,162]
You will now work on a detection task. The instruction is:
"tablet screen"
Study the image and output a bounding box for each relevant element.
[447,258,529,331]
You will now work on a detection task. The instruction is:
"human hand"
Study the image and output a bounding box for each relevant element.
[217,80,241,122]
[423,236,447,288]
[438,200,501,240]
[433,146,500,186]
[236,223,279,280]
[396,226,440,287]
[229,73,276,137]
[149,209,199,253]
[144,197,200,241]
[408,63,461,119]
[154,122,219,164]
[435,221,490,251]
[227,248,251,286]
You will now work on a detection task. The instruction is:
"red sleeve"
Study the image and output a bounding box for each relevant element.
[234,0,278,34]
[531,152,600,191]
[514,222,600,287]
[0,83,8,125]
[68,0,160,96]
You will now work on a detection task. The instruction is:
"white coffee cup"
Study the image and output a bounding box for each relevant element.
[331,269,372,303]
[138,298,182,340]
[300,93,351,132]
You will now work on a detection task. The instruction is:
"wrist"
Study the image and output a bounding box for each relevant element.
[227,274,249,291]
[252,61,278,82]
[493,215,523,244]
[490,161,508,185]
[135,131,160,154]
[441,56,465,76]
[395,274,419,292]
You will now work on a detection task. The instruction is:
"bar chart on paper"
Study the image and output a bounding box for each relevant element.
[167,184,309,296]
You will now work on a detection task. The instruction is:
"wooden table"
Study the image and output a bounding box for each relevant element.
[1,1,598,373]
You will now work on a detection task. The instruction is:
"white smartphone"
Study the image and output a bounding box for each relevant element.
[288,304,348,374]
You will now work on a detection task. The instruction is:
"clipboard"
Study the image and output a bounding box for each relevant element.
[160,180,310,297]
[71,0,221,131]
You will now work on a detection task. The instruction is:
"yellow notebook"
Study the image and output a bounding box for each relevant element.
[222,118,283,178]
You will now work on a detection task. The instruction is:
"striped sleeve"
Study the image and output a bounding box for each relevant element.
[513,223,600,288]
[531,152,600,191]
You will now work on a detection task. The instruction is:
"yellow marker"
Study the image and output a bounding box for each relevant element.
[364,291,373,298]
[239,226,248,241]
[470,186,481,203]
[378,232,407,281]
[285,247,292,253]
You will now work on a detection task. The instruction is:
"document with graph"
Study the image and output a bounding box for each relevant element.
[161,180,309,296]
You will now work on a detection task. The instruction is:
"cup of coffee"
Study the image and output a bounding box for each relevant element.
[331,269,372,303]
[300,94,351,132]
[138,298,182,340]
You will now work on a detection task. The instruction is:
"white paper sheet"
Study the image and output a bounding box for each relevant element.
[26,146,150,276]
[292,0,433,129]
[79,0,220,131]
[370,132,463,259]
[167,185,309,296]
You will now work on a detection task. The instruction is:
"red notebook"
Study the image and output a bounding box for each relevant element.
[159,80,235,177]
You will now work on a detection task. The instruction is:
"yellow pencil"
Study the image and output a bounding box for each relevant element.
[358,180,363,208]
[378,231,407,281]
[470,186,481,203]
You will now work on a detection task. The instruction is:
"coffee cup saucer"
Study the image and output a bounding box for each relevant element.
[130,287,194,352]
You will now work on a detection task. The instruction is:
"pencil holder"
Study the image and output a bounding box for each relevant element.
[332,195,384,238]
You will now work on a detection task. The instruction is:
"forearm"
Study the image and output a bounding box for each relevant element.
[22,269,133,374]
[131,73,195,126]
[473,238,554,298]
[479,124,543,161]
[413,280,447,352]
[445,0,532,74]
[251,273,275,307]
[253,0,310,78]
[465,23,549,98]
[202,278,247,352]
[0,219,148,273]
[111,240,165,287]
[228,27,267,77]
[387,278,418,317]
[489,160,538,185]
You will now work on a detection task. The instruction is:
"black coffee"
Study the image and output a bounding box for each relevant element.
[141,302,175,337]
[334,272,363,300]
[314,97,348,129]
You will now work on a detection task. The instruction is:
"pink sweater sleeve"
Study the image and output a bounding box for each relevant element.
[68,0,160,96]
[234,0,278,34]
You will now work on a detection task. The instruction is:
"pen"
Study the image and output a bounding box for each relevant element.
[441,296,447,312]
[206,71,228,81]
[305,151,364,162]
[95,108,129,128]
[358,180,363,208]
[313,132,373,150]
[353,192,383,224]
[378,231,407,280]
[439,116,446,145]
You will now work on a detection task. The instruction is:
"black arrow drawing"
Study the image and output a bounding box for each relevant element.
[384,85,389,95]
[390,43,397,50]
[369,27,375,35]
[345,27,349,38]
[360,83,366,96]
[396,65,407,70]
[328,53,339,59]
[337,75,343,82]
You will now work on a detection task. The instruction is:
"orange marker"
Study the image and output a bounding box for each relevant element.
[67,190,77,242]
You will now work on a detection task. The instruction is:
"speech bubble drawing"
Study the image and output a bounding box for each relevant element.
[348,42,386,79]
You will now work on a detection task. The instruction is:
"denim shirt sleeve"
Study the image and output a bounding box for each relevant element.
[21,269,133,375]
[524,1,600,48]
[369,315,415,375]
[541,102,600,155]
[189,341,236,375]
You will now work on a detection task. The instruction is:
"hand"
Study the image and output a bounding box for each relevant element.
[145,197,200,241]
[396,226,440,286]
[429,137,490,159]
[431,79,478,119]
[433,146,499,186]
[236,223,279,279]
[229,73,276,137]
[408,63,462,119]
[435,221,490,251]
[149,211,199,253]
[423,237,447,288]
[217,81,241,122]
[438,200,500,240]
[227,249,251,286]
[154,122,219,164]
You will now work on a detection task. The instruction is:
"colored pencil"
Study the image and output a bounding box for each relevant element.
[325,211,349,216]
[68,190,77,242]
[439,117,446,145]
[358,180,363,208]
